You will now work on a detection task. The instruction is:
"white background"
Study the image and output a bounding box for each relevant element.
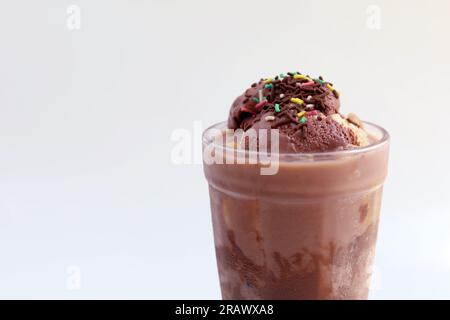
[0,0,450,299]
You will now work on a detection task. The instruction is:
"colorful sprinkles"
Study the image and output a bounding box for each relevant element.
[293,74,309,80]
[258,90,264,103]
[255,100,267,110]
[314,78,326,85]
[291,98,304,105]
[298,80,315,88]
[297,111,306,118]
[239,71,340,126]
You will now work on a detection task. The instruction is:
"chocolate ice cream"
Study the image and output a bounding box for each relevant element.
[228,73,368,152]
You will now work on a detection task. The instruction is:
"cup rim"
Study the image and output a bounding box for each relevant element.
[202,120,390,160]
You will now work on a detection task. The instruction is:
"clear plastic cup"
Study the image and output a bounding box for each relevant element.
[203,121,390,300]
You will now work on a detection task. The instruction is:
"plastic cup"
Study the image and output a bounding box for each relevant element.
[203,121,390,300]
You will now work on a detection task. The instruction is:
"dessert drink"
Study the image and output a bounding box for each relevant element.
[203,72,390,300]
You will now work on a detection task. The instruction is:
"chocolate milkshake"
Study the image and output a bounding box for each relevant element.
[203,72,389,300]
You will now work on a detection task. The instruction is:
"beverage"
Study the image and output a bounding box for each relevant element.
[203,72,390,299]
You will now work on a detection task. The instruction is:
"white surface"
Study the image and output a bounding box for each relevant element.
[0,0,449,299]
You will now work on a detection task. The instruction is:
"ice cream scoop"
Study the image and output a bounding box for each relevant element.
[227,72,369,153]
